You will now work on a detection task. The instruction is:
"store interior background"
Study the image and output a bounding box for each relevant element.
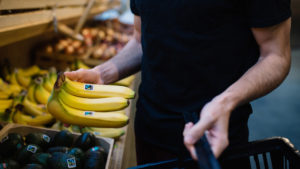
[118,0,300,149]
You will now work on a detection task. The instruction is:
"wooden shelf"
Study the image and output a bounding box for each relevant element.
[0,0,120,47]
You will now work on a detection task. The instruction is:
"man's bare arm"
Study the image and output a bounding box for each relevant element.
[184,18,291,159]
[65,16,142,84]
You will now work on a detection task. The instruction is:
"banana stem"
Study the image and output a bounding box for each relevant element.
[54,72,66,90]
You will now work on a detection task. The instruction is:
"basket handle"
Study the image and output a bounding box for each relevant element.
[182,111,221,169]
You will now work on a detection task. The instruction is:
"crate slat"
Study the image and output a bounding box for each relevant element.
[0,1,120,47]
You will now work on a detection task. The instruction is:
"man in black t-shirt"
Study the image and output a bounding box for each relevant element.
[65,0,291,168]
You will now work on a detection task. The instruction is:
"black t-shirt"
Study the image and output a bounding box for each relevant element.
[131,0,291,153]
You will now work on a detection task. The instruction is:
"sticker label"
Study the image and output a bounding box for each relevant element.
[67,157,77,168]
[84,84,93,91]
[92,147,99,151]
[0,136,8,143]
[27,145,37,153]
[42,134,50,143]
[84,111,94,116]
[93,132,101,136]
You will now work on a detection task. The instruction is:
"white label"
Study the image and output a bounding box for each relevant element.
[27,145,37,153]
[84,111,94,116]
[42,134,50,143]
[0,136,8,143]
[84,84,94,91]
[67,157,77,168]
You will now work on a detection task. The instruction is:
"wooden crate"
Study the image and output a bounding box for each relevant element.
[0,123,114,169]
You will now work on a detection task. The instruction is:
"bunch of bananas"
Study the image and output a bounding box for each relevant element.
[47,73,135,128]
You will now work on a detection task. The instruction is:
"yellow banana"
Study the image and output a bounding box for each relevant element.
[0,92,11,99]
[49,68,57,85]
[39,69,49,75]
[112,75,135,87]
[82,127,125,139]
[51,121,62,130]
[58,89,129,111]
[0,99,13,109]
[22,97,45,116]
[47,91,129,128]
[13,110,54,126]
[27,84,37,103]
[35,82,51,105]
[16,71,31,88]
[43,77,53,93]
[71,60,90,70]
[63,77,135,99]
[9,71,20,86]
[18,65,40,76]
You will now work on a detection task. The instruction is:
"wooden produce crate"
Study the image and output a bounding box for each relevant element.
[0,123,115,169]
[0,0,121,47]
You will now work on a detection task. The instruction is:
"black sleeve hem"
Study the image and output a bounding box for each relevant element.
[130,0,140,16]
[250,11,291,28]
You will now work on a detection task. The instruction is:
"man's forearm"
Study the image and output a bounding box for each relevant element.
[216,53,291,112]
[93,37,143,84]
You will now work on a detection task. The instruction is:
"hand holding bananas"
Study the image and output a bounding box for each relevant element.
[47,73,135,128]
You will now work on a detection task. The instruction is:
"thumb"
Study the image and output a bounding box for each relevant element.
[184,118,212,145]
[64,71,78,81]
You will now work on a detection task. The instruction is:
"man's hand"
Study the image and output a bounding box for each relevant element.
[64,68,103,84]
[183,95,232,159]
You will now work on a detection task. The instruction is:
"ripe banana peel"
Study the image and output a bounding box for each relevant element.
[27,84,37,103]
[112,75,135,87]
[22,97,45,116]
[63,77,135,99]
[59,89,129,111]
[18,65,40,77]
[13,110,54,126]
[0,99,13,109]
[47,91,129,128]
[34,78,51,105]
[82,127,125,139]
[43,77,53,93]
[16,71,31,88]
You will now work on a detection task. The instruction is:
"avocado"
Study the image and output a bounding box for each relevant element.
[25,133,51,150]
[16,144,42,165]
[68,148,84,169]
[0,133,24,157]
[0,159,20,169]
[48,152,80,169]
[22,164,43,169]
[51,130,73,147]
[84,147,107,169]
[30,153,51,169]
[74,133,96,151]
[47,147,69,154]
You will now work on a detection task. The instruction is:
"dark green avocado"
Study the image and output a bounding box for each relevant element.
[30,153,52,169]
[74,132,96,151]
[16,144,42,165]
[48,152,80,169]
[0,159,20,169]
[84,147,107,169]
[51,130,73,147]
[22,164,43,169]
[0,133,24,157]
[25,133,51,150]
[46,146,69,154]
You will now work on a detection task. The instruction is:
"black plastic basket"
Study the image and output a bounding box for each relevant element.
[128,137,300,169]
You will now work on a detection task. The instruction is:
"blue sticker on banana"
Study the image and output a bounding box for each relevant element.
[84,84,93,91]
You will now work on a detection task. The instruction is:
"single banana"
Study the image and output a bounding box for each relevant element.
[71,60,90,70]
[47,91,129,128]
[58,89,129,111]
[39,69,49,75]
[0,99,13,109]
[22,97,45,116]
[13,109,54,126]
[82,127,125,139]
[49,68,57,85]
[43,77,53,93]
[9,71,20,86]
[0,92,11,99]
[112,75,135,87]
[63,77,135,99]
[27,84,37,103]
[18,65,40,76]
[34,78,51,105]
[16,71,31,88]
[51,121,62,130]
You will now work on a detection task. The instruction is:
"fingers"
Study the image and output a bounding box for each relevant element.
[183,122,198,160]
[64,71,78,81]
[211,134,229,158]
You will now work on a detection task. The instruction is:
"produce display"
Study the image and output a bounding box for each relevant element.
[0,61,135,139]
[42,19,133,61]
[0,130,108,169]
